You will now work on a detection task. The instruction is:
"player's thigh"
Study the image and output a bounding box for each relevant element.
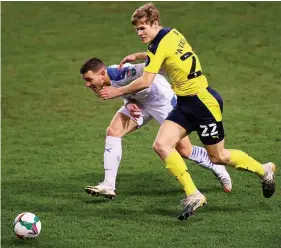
[107,112,138,137]
[154,120,187,149]
[175,136,193,158]
[204,139,230,164]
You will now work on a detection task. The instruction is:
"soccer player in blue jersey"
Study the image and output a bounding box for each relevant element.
[99,3,276,220]
[80,58,232,199]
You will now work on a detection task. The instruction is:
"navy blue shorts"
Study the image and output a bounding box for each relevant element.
[166,87,225,145]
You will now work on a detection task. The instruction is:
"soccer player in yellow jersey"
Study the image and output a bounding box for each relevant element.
[99,3,276,220]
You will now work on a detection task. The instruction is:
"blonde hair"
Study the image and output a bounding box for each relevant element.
[131,3,161,26]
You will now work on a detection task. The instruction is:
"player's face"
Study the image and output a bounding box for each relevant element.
[82,69,106,93]
[134,18,160,44]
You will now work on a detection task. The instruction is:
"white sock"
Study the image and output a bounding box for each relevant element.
[103,136,122,190]
[189,145,226,176]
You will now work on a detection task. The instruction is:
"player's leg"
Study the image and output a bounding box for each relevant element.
[153,119,207,220]
[86,108,139,199]
[153,120,199,194]
[147,96,231,192]
[196,87,276,198]
[104,112,138,187]
[176,136,232,192]
[205,141,276,198]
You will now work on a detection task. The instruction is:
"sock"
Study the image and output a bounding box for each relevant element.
[227,149,264,177]
[103,136,122,190]
[164,150,198,196]
[189,145,226,176]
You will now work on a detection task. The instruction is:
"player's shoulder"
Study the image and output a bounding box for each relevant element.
[107,63,141,82]
[107,65,125,81]
[148,27,177,55]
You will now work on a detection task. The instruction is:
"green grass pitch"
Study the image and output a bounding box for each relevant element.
[2,2,281,248]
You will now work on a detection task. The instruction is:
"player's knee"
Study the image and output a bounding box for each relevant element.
[106,126,123,137]
[152,140,161,153]
[153,140,166,155]
[153,139,172,158]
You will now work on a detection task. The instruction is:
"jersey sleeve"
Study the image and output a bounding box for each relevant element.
[130,63,145,78]
[123,63,144,81]
[108,63,146,88]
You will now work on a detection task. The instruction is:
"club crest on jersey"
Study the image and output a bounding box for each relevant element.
[127,68,136,77]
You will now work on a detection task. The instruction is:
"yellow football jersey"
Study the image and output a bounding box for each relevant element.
[144,28,208,96]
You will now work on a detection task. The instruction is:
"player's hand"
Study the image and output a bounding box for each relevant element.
[118,54,137,70]
[99,86,121,99]
[126,103,143,119]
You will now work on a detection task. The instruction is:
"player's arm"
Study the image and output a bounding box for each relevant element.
[99,72,156,99]
[118,52,147,69]
[100,42,166,99]
[135,63,168,79]
[114,45,166,96]
[120,71,155,94]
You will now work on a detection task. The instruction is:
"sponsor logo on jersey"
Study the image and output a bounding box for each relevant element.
[127,68,137,77]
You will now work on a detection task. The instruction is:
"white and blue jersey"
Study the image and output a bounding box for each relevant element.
[107,63,175,107]
[108,63,177,127]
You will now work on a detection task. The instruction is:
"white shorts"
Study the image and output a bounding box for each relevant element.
[117,96,177,128]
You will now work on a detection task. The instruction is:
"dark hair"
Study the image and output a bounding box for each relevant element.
[131,3,161,26]
[80,58,105,74]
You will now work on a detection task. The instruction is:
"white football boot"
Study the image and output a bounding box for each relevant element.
[85,181,116,199]
[261,162,276,198]
[178,191,207,220]
[214,165,232,193]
